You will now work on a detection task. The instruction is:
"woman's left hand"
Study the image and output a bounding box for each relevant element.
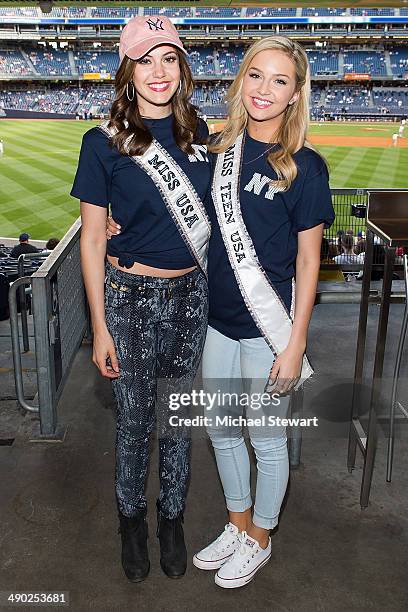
[266,345,304,395]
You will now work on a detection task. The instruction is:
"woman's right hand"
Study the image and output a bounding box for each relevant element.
[106,215,121,240]
[92,328,120,378]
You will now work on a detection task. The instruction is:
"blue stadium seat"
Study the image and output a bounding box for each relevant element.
[343,51,386,76]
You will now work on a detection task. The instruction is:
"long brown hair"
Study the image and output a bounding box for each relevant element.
[109,48,202,156]
[210,37,326,191]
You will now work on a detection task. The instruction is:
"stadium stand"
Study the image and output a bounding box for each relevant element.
[373,87,408,114]
[350,9,395,16]
[0,50,31,76]
[324,85,372,110]
[302,9,347,16]
[308,51,339,76]
[1,46,403,80]
[0,8,406,121]
[0,7,38,17]
[343,51,387,76]
[142,8,193,18]
[49,7,87,18]
[73,51,118,77]
[217,47,245,76]
[246,8,297,17]
[187,47,216,76]
[90,7,136,18]
[389,49,408,78]
[28,49,72,77]
[195,8,242,18]
[1,82,407,120]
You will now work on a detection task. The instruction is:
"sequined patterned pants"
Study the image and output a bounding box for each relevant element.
[104,261,208,519]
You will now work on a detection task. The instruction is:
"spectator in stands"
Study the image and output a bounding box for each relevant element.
[71,15,211,585]
[336,229,344,255]
[45,237,60,250]
[334,234,361,263]
[355,239,366,257]
[10,233,39,259]
[319,237,345,281]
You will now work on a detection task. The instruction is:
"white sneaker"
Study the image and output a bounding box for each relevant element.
[214,531,271,589]
[193,523,240,570]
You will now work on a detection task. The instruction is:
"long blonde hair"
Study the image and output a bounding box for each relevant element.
[210,36,321,191]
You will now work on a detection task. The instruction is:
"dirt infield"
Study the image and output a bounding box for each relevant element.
[308,135,408,148]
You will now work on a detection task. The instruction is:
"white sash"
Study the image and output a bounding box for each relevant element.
[98,120,211,276]
[211,132,314,385]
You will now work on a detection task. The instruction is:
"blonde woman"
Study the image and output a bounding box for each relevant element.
[107,36,335,588]
[192,36,335,588]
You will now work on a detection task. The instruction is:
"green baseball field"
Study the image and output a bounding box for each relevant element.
[0,119,407,240]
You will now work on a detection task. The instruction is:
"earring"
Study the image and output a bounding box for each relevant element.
[177,81,182,95]
[126,81,135,102]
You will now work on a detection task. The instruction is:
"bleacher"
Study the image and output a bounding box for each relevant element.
[308,52,339,76]
[372,87,408,113]
[143,7,193,18]
[191,83,228,107]
[0,7,38,17]
[389,49,408,77]
[90,7,137,18]
[2,81,405,118]
[246,8,297,17]
[350,8,395,16]
[343,51,387,76]
[74,51,118,77]
[187,48,215,76]
[195,8,242,18]
[0,87,83,114]
[324,85,372,111]
[302,8,347,17]
[28,49,71,77]
[49,7,87,18]
[217,47,245,76]
[77,86,113,115]
[0,50,31,76]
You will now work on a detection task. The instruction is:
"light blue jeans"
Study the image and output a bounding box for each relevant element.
[202,325,290,530]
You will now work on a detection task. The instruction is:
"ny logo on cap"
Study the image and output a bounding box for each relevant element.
[146,18,164,31]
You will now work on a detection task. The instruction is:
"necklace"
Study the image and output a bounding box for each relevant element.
[242,131,278,165]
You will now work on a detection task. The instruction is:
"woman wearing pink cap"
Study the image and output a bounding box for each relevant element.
[108,35,335,589]
[71,16,211,583]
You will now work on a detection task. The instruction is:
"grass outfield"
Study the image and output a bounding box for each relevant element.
[0,119,407,240]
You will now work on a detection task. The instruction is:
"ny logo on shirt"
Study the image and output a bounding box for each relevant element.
[146,18,164,31]
[244,173,284,200]
[188,144,209,163]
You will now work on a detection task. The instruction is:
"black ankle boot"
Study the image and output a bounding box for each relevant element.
[156,500,187,579]
[118,508,150,582]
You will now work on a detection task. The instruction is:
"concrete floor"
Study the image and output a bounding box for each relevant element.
[1,281,408,611]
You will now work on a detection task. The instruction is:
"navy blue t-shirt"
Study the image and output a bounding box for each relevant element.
[70,115,211,269]
[207,131,335,340]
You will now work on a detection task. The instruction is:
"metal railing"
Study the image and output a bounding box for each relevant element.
[9,218,89,436]
[6,189,407,440]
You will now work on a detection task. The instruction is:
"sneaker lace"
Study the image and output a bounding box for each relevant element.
[235,531,259,567]
[213,524,236,555]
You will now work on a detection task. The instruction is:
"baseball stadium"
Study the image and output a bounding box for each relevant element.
[1,3,408,611]
[0,2,407,239]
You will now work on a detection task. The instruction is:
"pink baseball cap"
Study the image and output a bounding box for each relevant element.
[119,15,186,62]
